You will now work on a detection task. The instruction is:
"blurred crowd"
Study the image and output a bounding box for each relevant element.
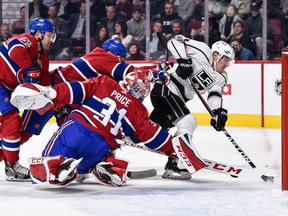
[1,0,287,61]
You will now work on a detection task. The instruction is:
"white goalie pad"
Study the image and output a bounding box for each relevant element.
[172,133,206,174]
[11,83,56,114]
[28,156,81,188]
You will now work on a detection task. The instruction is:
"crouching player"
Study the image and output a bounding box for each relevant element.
[11,72,206,188]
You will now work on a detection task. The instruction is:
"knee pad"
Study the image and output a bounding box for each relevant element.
[174,114,198,136]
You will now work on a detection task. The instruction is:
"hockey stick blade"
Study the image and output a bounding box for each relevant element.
[127,169,157,179]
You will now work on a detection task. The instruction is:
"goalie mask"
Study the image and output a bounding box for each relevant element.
[120,72,150,102]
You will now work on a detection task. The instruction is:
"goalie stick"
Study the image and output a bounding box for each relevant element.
[127,169,157,179]
[155,33,275,183]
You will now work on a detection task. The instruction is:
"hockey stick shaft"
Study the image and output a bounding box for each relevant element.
[187,74,277,183]
[186,77,257,168]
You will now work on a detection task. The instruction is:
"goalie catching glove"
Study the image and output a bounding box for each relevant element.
[210,108,228,131]
[176,58,193,79]
[10,83,56,114]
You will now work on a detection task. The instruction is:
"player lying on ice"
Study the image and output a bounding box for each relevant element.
[10,71,205,188]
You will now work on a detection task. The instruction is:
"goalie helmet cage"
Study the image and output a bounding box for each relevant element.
[282,49,288,191]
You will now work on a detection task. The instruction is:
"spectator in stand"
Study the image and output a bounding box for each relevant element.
[226,18,256,56]
[65,1,97,57]
[174,0,196,28]
[126,41,145,60]
[47,4,69,60]
[281,0,288,46]
[150,0,166,21]
[167,19,186,40]
[161,1,183,39]
[111,21,133,48]
[208,0,230,20]
[90,24,109,51]
[29,0,48,20]
[149,19,168,60]
[267,0,288,48]
[116,0,133,22]
[132,0,145,13]
[0,24,12,45]
[219,4,240,41]
[54,0,77,21]
[230,0,252,20]
[246,1,273,59]
[10,6,26,36]
[90,0,107,25]
[127,8,146,43]
[100,5,123,38]
[230,38,255,60]
[190,19,221,48]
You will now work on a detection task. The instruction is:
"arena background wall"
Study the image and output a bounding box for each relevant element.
[48,60,282,129]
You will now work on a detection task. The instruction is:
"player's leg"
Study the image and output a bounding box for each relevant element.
[150,83,194,179]
[0,141,4,162]
[0,86,30,181]
[1,110,31,181]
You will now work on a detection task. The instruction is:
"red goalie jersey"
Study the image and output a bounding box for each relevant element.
[52,76,174,154]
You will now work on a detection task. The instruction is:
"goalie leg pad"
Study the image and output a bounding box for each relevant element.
[172,133,206,174]
[29,156,80,188]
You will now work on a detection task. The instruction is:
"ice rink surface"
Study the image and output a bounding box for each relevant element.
[0,124,287,216]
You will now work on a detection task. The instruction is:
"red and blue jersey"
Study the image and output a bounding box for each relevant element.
[52,76,173,153]
[51,47,135,84]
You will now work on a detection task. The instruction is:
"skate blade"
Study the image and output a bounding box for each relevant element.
[162,170,191,180]
[6,176,32,182]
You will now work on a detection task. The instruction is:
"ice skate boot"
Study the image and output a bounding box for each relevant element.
[162,157,191,180]
[5,162,31,182]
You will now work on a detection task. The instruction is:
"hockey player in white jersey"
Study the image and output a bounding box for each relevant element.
[149,35,235,179]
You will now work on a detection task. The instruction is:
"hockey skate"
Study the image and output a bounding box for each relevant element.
[5,162,31,182]
[94,163,125,187]
[162,157,192,180]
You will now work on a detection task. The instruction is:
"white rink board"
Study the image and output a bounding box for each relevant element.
[264,63,281,115]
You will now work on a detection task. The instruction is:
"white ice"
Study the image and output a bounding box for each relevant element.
[0,124,287,216]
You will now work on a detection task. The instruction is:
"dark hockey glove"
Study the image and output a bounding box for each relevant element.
[210,108,228,131]
[176,58,193,79]
[54,107,70,126]
[23,65,41,84]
